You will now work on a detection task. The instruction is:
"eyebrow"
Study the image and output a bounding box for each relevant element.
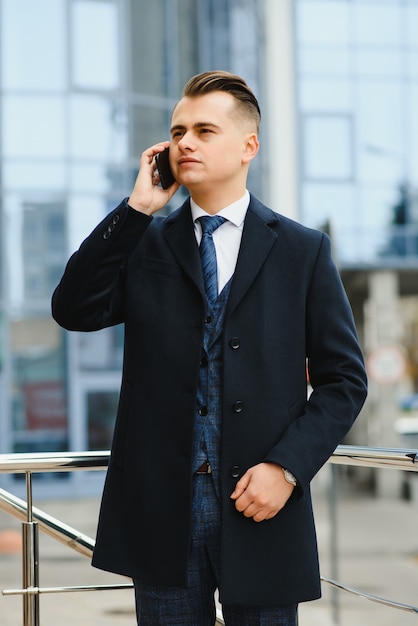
[170,122,221,134]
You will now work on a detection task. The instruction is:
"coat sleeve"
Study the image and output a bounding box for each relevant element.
[51,199,152,331]
[263,233,367,493]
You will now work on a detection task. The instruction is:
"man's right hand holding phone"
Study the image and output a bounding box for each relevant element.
[128,142,179,216]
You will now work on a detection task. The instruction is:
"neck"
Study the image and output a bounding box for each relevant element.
[189,184,247,215]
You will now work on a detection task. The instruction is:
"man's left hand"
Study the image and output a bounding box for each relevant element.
[230,463,294,522]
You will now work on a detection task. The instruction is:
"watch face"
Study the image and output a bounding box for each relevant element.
[284,468,297,486]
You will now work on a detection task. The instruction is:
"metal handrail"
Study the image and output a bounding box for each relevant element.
[1,445,418,625]
[0,444,416,474]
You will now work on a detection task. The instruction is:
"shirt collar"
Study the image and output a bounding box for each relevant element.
[191,190,250,228]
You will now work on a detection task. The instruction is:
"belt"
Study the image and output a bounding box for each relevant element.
[195,460,212,474]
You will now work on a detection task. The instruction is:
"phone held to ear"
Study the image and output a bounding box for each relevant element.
[155,148,176,189]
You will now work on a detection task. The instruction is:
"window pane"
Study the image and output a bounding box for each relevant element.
[78,327,123,371]
[0,0,66,90]
[299,48,351,76]
[11,316,68,453]
[3,161,66,191]
[130,0,166,96]
[130,106,169,158]
[70,96,128,160]
[296,0,351,45]
[300,79,351,112]
[354,50,402,78]
[71,0,120,89]
[354,4,401,46]
[303,115,352,179]
[4,196,67,309]
[3,96,66,158]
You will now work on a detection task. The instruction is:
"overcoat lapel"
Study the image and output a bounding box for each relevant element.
[163,200,206,300]
[227,198,280,317]
[163,196,281,312]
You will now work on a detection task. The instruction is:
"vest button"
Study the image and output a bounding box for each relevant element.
[205,316,212,324]
[230,337,240,349]
[232,401,244,413]
[200,354,208,367]
[198,406,208,416]
[230,465,241,478]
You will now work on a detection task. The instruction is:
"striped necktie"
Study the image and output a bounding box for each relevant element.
[197,215,226,303]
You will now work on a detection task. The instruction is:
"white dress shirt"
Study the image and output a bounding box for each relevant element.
[191,190,250,294]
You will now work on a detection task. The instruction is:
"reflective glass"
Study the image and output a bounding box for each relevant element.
[130,106,170,158]
[299,48,351,76]
[303,115,353,179]
[0,0,66,90]
[71,0,120,89]
[67,195,111,253]
[10,316,68,454]
[407,85,418,186]
[406,5,418,47]
[355,82,404,178]
[130,0,166,96]
[302,182,355,229]
[296,0,351,45]
[354,50,402,77]
[300,79,352,112]
[78,327,124,371]
[407,51,418,79]
[3,161,67,191]
[354,4,401,45]
[4,196,68,310]
[3,96,66,158]
[70,96,128,160]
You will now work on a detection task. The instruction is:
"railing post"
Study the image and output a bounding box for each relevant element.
[329,464,340,626]
[22,471,40,626]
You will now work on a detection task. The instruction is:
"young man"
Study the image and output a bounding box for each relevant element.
[52,71,367,625]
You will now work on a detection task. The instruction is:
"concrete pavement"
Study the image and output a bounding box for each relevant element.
[1,469,417,625]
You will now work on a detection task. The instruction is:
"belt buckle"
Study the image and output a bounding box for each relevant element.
[196,461,212,474]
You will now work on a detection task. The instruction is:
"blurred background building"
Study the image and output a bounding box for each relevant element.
[1,0,418,497]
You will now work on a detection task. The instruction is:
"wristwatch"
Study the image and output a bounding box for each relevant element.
[282,467,298,486]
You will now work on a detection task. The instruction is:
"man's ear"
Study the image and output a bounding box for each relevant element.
[242,133,259,164]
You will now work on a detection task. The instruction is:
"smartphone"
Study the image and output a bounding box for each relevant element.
[155,148,176,189]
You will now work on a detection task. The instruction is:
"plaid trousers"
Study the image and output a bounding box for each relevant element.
[133,474,298,626]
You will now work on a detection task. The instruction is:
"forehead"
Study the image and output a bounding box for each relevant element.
[171,91,237,128]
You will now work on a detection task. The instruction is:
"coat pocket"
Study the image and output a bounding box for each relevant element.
[140,256,181,277]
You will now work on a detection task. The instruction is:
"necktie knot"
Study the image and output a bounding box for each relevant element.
[198,215,226,237]
[197,216,226,304]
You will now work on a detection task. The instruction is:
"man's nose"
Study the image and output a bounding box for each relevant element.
[178,131,195,151]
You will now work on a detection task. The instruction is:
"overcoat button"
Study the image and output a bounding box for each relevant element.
[230,337,240,349]
[232,401,243,413]
[198,406,208,416]
[103,230,111,240]
[112,214,120,224]
[230,466,241,478]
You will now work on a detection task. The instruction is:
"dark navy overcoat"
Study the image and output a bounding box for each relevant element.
[52,195,367,606]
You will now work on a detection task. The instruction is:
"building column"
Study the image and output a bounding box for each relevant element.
[365,271,405,497]
[262,0,299,219]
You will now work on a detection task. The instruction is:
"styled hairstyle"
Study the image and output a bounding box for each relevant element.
[182,70,261,132]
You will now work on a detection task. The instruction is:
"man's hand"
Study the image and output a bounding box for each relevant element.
[128,142,180,215]
[230,463,295,522]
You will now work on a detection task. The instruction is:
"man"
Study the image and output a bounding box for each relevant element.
[52,71,367,625]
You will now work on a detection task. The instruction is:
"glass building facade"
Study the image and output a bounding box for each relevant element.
[294,0,418,267]
[0,0,264,492]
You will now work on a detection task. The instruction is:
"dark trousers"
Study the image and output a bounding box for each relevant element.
[134,474,298,626]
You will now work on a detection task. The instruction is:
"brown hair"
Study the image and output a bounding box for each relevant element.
[182,70,261,132]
